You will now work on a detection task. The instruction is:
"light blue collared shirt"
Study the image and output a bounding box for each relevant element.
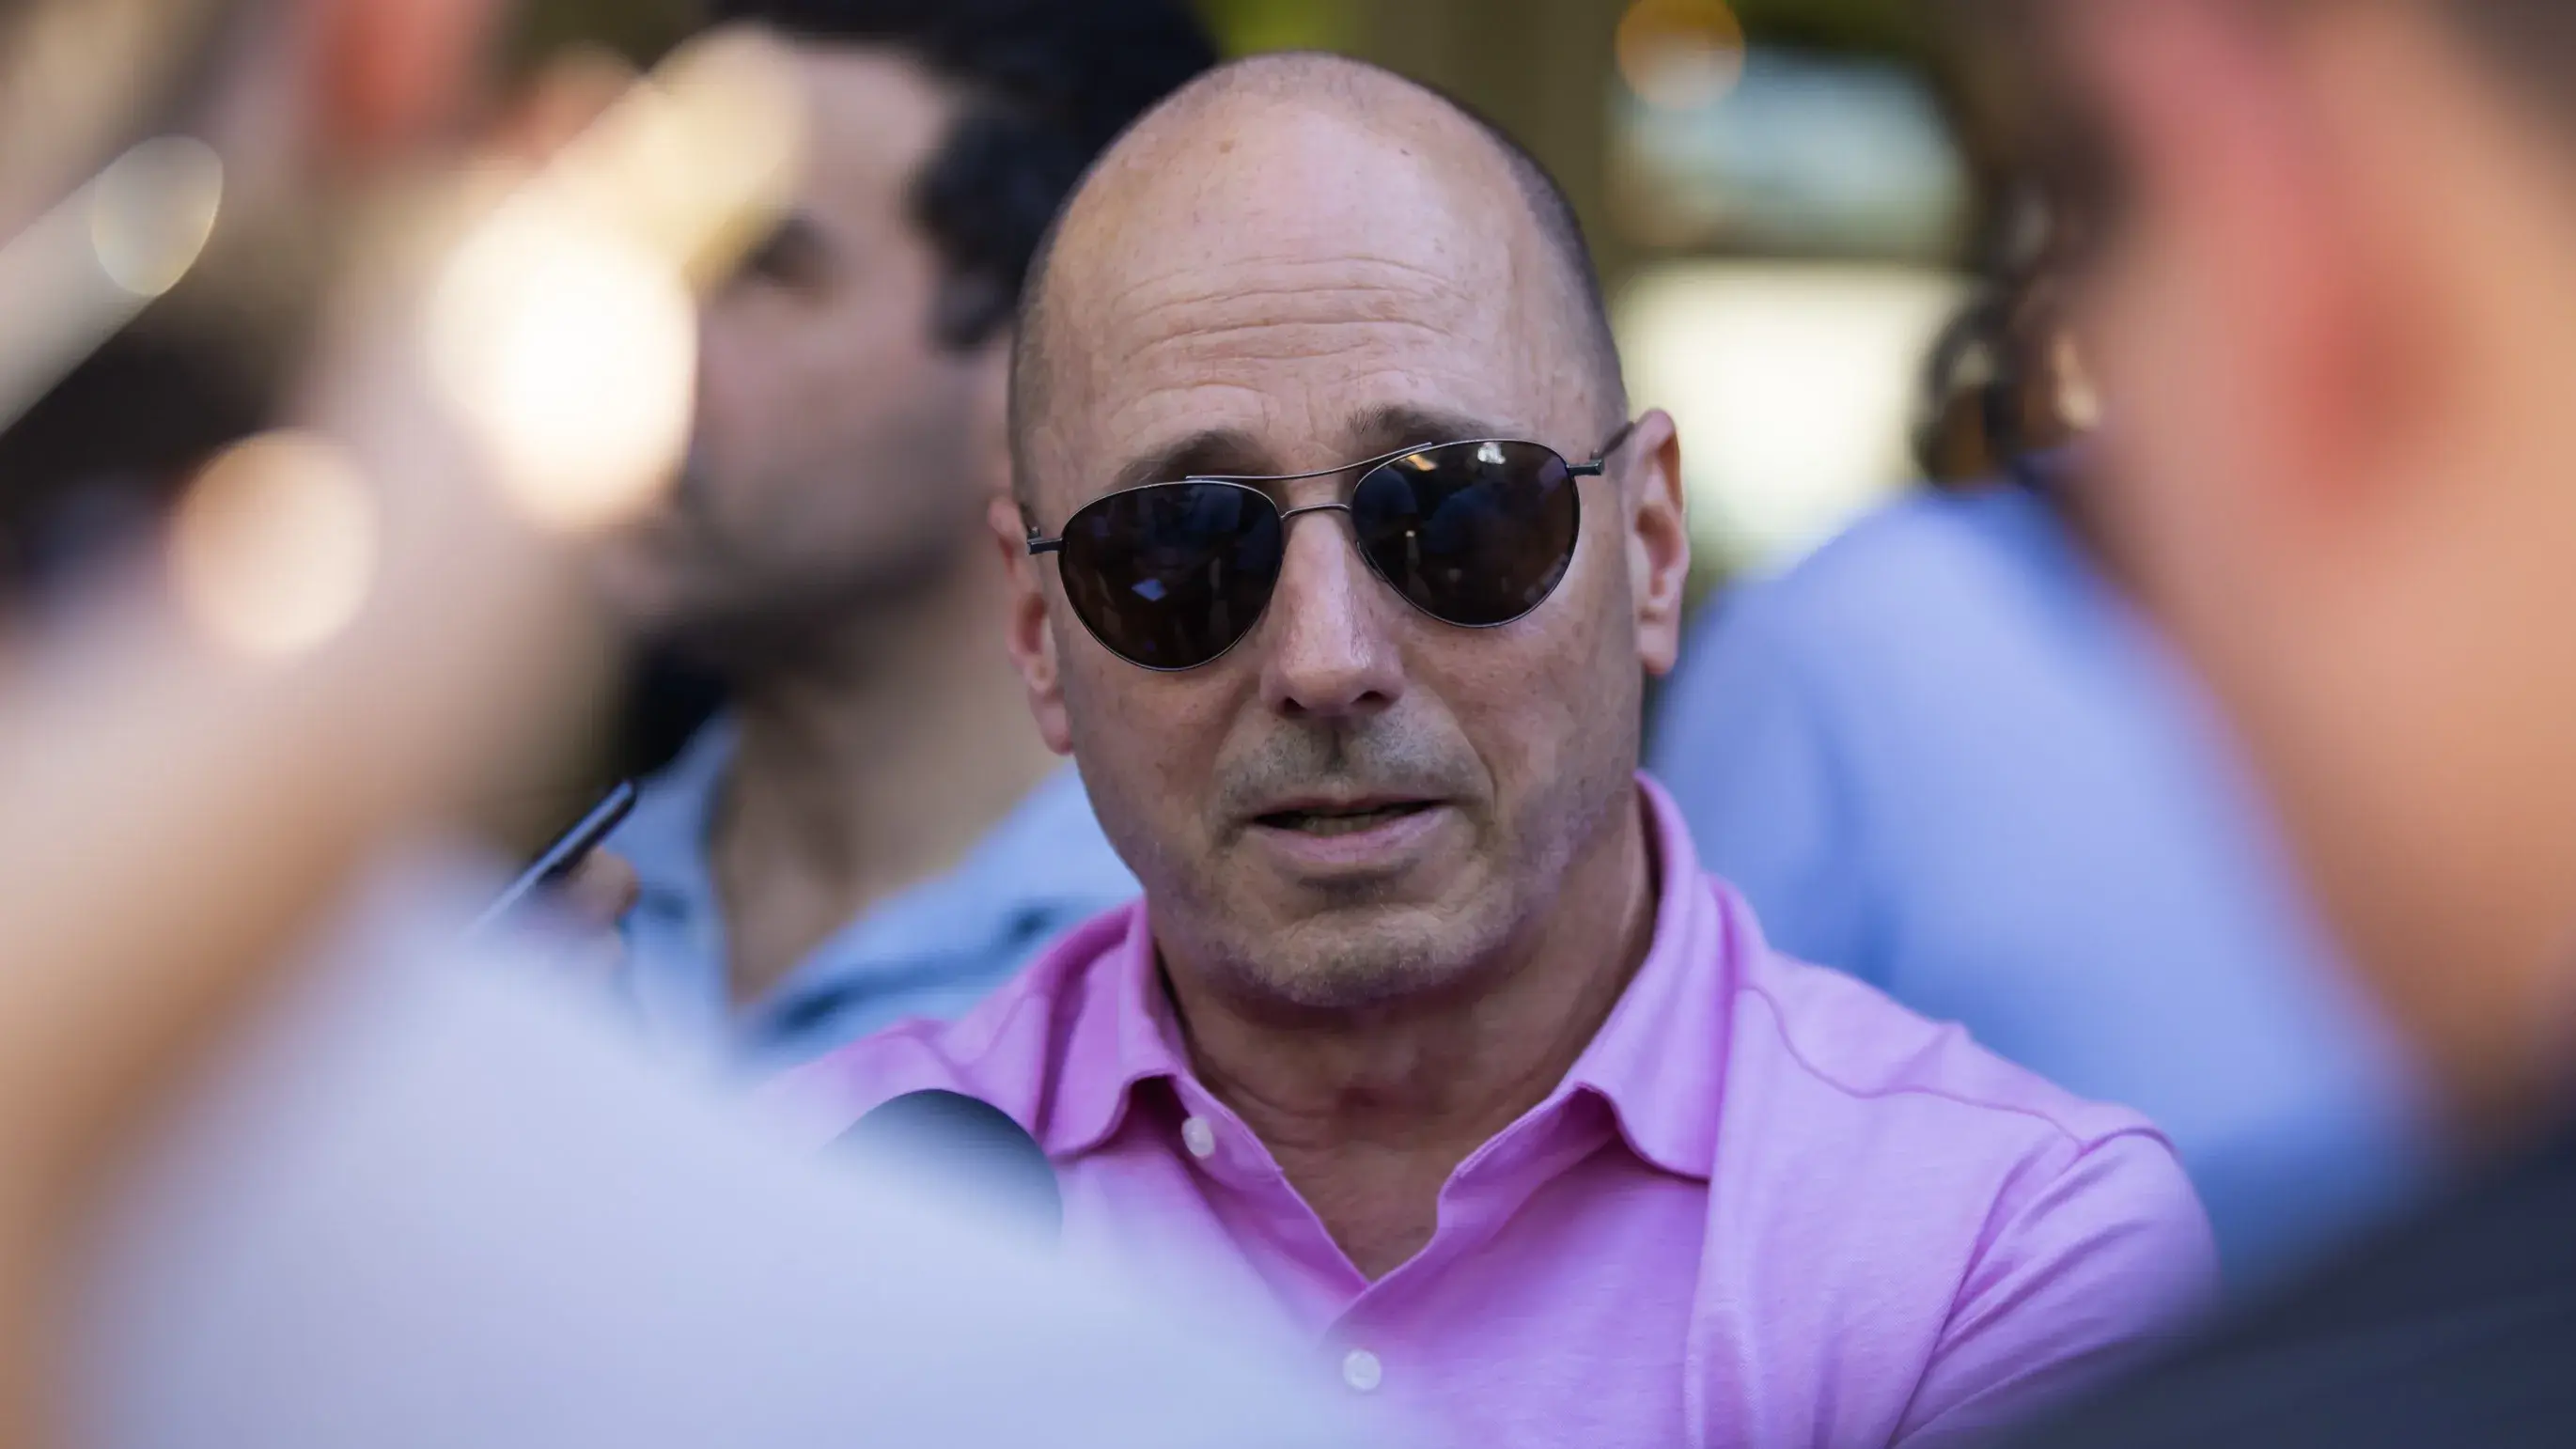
[1648,481,2429,1287]
[604,718,1137,1072]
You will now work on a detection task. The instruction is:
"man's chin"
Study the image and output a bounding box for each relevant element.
[1210,896,1510,1014]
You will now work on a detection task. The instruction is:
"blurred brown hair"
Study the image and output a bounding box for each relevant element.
[1917,0,2576,488]
[1914,0,2114,488]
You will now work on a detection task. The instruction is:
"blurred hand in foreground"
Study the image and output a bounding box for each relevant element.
[0,0,799,1441]
[553,851,642,981]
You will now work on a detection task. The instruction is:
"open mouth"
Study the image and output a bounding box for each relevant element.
[1255,802,1440,837]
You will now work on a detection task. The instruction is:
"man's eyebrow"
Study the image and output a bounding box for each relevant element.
[1109,429,1276,491]
[1347,404,1517,455]
[1097,408,1523,499]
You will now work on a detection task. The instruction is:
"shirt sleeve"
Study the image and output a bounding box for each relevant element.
[1648,594,1879,976]
[1893,1130,2222,1448]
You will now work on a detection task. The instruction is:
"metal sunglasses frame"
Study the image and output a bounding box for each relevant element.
[1023,425,1636,671]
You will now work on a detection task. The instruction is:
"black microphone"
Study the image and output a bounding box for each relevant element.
[833,1090,1061,1241]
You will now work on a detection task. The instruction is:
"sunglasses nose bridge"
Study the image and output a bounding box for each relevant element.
[1276,500,1352,525]
[1274,500,1382,596]
[1257,499,1410,719]
[1272,498,1366,588]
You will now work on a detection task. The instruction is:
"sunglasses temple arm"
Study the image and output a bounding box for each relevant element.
[1581,420,1639,473]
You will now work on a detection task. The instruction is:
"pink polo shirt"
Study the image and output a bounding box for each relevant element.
[786,777,2216,1447]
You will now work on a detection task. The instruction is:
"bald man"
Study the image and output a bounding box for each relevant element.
[786,55,2214,1447]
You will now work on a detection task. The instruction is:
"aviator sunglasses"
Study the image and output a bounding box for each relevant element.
[1027,425,1634,671]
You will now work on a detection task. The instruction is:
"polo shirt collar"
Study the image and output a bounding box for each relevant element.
[614,721,1140,1056]
[1040,903,1193,1158]
[617,716,737,916]
[1038,774,1738,1181]
[626,722,1136,945]
[1558,774,1735,1182]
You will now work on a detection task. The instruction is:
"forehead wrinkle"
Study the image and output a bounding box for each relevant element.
[1119,318,1465,380]
[1091,366,1520,470]
[1069,195,1498,311]
[1106,249,1478,300]
[1113,273,1476,334]
[1058,267,1513,470]
[1078,255,1491,381]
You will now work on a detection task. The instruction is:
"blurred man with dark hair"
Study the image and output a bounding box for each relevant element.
[1909,0,2576,1441]
[591,0,1215,1068]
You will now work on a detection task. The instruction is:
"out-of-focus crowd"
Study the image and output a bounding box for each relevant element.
[8,0,2576,1444]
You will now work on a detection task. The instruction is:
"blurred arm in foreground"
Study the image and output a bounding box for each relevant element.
[0,0,622,1429]
[0,0,1365,1444]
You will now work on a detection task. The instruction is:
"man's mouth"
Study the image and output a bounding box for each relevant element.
[1254,801,1440,836]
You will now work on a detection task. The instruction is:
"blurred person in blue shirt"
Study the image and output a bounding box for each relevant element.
[1648,286,2431,1285]
[588,0,1216,1070]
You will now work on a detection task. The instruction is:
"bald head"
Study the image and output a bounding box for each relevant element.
[1008,53,1624,511]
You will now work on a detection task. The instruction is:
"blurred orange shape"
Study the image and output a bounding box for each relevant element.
[170,431,380,660]
[1616,0,1747,112]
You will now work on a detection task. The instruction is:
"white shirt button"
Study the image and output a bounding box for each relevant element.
[1341,1348,1382,1394]
[1180,1115,1217,1160]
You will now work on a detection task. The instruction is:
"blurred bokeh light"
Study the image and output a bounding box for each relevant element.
[1615,0,1746,113]
[86,136,223,298]
[1618,261,1961,569]
[429,30,801,535]
[170,432,378,659]
[1610,45,1963,259]
[429,205,697,531]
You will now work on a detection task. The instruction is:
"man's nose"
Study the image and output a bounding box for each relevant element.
[1256,506,1406,721]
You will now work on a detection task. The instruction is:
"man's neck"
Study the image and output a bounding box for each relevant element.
[1172,788,1660,1279]
[706,569,1061,1008]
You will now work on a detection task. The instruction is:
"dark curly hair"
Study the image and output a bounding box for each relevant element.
[1914,0,2115,489]
[712,0,1219,350]
[1918,0,2576,490]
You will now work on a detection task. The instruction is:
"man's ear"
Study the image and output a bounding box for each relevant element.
[1620,409,1690,678]
[310,0,509,164]
[965,337,1016,504]
[989,494,1073,756]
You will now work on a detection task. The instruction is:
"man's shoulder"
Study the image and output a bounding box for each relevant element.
[1707,885,2218,1437]
[767,904,1143,1147]
[1731,933,2165,1154]
[1710,893,2202,1254]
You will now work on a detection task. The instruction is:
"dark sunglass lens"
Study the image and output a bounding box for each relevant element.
[1057,483,1284,669]
[1350,441,1580,627]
